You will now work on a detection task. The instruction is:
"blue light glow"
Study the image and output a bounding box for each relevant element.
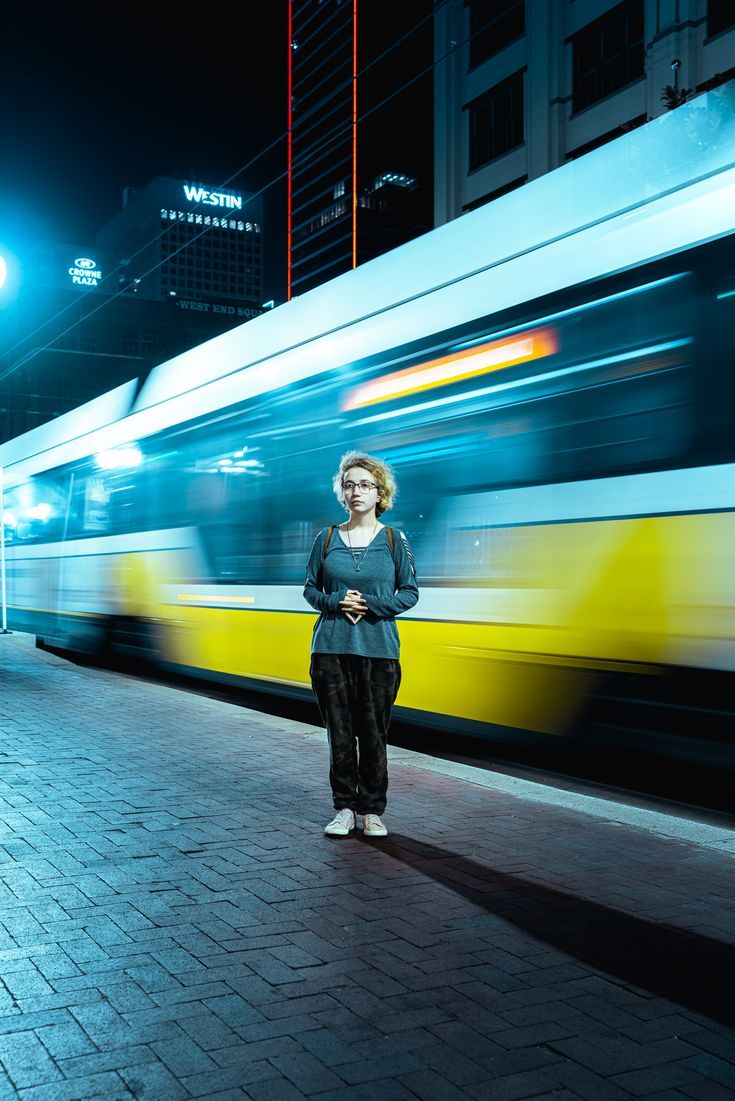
[26,503,53,521]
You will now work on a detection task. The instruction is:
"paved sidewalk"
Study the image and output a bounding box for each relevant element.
[0,633,733,1101]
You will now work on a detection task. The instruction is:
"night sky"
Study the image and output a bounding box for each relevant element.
[1,4,432,303]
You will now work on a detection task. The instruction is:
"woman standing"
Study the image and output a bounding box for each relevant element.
[304,451,419,837]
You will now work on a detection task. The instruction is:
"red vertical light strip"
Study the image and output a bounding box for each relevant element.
[287,0,293,300]
[352,0,358,269]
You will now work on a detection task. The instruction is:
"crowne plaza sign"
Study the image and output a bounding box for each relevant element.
[68,257,102,287]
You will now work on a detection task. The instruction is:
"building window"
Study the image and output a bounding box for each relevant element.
[468,71,524,171]
[122,330,138,357]
[468,1,525,69]
[572,0,644,113]
[708,0,735,37]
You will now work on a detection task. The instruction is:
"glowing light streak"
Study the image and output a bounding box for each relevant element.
[344,329,558,411]
[26,503,52,521]
[95,447,143,470]
[348,339,692,426]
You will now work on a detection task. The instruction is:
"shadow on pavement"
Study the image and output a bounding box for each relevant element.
[365,833,735,1029]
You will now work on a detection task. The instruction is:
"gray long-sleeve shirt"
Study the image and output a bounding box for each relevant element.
[303,526,419,658]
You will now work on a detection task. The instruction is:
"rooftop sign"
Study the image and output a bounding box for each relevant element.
[183,184,243,210]
[68,257,102,287]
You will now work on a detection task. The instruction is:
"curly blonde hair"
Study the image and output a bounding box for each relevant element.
[332,450,397,517]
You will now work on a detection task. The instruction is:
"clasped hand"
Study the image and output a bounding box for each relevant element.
[340,589,368,625]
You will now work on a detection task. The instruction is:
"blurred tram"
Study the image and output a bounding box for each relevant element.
[3,88,735,770]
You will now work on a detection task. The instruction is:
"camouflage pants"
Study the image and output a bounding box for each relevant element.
[310,653,402,815]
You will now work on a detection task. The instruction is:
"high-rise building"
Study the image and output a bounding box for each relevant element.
[288,0,433,298]
[97,176,264,310]
[435,0,735,224]
[288,1,355,298]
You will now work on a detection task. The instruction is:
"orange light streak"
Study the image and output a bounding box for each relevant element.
[343,329,559,411]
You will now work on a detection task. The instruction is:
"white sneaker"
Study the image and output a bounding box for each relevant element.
[363,813,388,837]
[324,809,356,836]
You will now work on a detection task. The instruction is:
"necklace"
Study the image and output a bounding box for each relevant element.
[345,521,378,572]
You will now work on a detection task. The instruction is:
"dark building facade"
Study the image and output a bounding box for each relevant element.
[1,178,267,444]
[288,0,433,298]
[98,176,264,309]
[435,0,735,224]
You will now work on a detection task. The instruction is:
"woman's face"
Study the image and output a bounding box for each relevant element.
[343,466,379,515]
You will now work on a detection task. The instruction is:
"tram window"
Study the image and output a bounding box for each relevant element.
[5,474,69,544]
[1,484,37,545]
[146,420,271,582]
[544,371,689,480]
[485,417,544,485]
[64,469,110,537]
[279,521,319,582]
[48,453,145,539]
[1,486,21,545]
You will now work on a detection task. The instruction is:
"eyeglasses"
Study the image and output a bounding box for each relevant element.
[342,480,377,494]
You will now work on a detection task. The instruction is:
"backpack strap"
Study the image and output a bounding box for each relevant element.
[323,524,397,561]
[322,525,336,562]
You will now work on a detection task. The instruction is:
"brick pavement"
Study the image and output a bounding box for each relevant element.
[0,632,733,1101]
